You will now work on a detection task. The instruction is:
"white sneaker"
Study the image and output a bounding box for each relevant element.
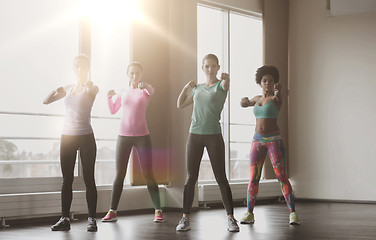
[227,216,240,232]
[176,216,191,231]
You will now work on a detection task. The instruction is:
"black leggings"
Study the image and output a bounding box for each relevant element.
[110,135,161,210]
[183,133,234,215]
[60,133,97,218]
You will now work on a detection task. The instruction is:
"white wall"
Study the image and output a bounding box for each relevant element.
[289,0,376,201]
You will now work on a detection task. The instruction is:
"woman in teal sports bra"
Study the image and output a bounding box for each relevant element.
[239,65,300,225]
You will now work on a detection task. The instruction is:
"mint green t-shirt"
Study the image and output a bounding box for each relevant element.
[189,81,228,134]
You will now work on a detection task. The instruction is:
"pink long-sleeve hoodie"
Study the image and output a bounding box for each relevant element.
[108,87,153,136]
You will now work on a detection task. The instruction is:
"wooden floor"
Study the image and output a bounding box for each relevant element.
[1,201,376,240]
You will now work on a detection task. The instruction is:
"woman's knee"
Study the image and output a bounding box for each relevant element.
[215,175,230,187]
[62,175,74,185]
[185,174,198,187]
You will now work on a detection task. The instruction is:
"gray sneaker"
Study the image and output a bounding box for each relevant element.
[176,216,191,231]
[87,217,98,232]
[227,216,240,232]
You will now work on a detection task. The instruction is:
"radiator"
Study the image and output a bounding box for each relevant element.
[198,180,282,203]
[0,187,165,227]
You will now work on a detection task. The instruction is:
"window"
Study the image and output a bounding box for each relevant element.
[90,2,132,185]
[197,4,263,182]
[0,0,79,180]
[229,12,263,180]
[0,0,132,188]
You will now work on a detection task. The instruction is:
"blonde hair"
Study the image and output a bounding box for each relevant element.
[127,62,143,73]
[73,54,90,66]
[202,54,219,65]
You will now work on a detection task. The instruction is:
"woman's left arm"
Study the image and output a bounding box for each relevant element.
[272,83,282,107]
[220,73,230,91]
[139,82,154,96]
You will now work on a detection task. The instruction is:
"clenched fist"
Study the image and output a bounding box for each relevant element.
[240,97,250,108]
[107,90,116,98]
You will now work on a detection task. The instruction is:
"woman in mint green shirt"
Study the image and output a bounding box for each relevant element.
[175,54,239,233]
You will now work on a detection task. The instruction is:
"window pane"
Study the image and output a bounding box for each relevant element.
[0,139,70,178]
[95,140,116,185]
[0,0,78,114]
[229,12,262,180]
[91,13,130,117]
[229,13,262,125]
[230,143,251,180]
[91,9,131,185]
[230,124,255,143]
[91,118,121,185]
[197,5,224,181]
[0,0,79,178]
[197,5,224,84]
[198,152,215,181]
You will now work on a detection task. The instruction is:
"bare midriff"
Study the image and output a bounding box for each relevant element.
[255,118,279,134]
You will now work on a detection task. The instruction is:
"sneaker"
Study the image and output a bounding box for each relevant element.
[176,216,191,232]
[102,210,118,222]
[87,217,98,232]
[154,209,164,223]
[240,211,255,224]
[51,217,70,231]
[227,216,240,232]
[289,212,300,225]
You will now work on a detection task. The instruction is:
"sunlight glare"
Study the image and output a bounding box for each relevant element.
[78,0,142,28]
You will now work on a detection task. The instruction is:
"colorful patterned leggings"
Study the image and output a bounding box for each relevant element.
[247,132,295,213]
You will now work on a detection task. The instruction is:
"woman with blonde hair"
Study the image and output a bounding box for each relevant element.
[44,54,99,232]
[101,62,163,223]
[176,54,239,232]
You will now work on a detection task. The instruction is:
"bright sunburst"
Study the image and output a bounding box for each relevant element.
[77,0,142,27]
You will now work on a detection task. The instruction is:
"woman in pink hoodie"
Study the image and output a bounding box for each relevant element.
[101,62,163,223]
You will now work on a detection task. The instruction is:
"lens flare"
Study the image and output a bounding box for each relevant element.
[77,0,142,27]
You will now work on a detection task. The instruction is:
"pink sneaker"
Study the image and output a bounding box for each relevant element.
[102,210,118,222]
[154,209,164,223]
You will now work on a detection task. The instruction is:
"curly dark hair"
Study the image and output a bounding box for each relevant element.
[255,65,279,84]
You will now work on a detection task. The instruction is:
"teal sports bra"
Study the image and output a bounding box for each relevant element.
[253,97,279,119]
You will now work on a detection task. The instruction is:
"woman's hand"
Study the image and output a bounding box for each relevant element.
[240,97,250,108]
[185,80,197,89]
[274,83,282,102]
[56,87,65,95]
[43,86,67,104]
[221,73,230,91]
[107,90,116,98]
[138,82,144,89]
[85,81,94,88]
[221,73,230,82]
[274,83,281,95]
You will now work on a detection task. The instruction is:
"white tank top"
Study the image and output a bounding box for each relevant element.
[62,87,94,135]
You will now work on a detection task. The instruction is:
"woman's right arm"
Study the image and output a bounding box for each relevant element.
[240,95,260,108]
[177,81,196,108]
[43,86,69,104]
[107,90,121,114]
